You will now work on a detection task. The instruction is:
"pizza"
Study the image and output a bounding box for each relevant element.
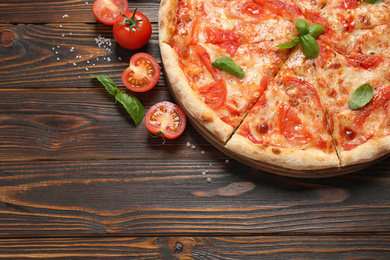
[158,0,390,172]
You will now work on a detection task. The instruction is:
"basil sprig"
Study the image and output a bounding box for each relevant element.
[212,57,245,78]
[276,19,324,59]
[92,74,145,126]
[363,0,383,3]
[349,83,374,110]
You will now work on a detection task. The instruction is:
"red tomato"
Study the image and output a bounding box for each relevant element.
[113,9,152,50]
[278,103,313,145]
[198,79,227,109]
[122,53,160,92]
[92,0,128,25]
[345,53,383,70]
[145,102,187,140]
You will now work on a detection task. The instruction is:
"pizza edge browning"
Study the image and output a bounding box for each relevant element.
[339,136,390,167]
[159,0,234,142]
[159,0,390,171]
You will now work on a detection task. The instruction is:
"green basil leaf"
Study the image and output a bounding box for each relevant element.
[115,92,145,126]
[300,34,320,59]
[308,24,324,39]
[276,37,300,49]
[92,74,120,96]
[212,57,245,78]
[296,19,310,35]
[92,74,145,126]
[364,0,383,3]
[349,83,374,110]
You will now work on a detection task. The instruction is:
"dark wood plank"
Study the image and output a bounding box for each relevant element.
[0,159,389,236]
[0,0,161,24]
[0,89,226,161]
[0,23,161,89]
[0,235,389,259]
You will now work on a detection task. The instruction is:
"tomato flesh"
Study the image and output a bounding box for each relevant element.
[254,0,302,18]
[145,102,187,140]
[278,103,313,145]
[345,53,383,70]
[92,0,128,25]
[122,53,160,92]
[113,10,152,50]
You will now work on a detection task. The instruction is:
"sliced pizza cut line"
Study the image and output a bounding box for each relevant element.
[226,47,340,170]
[313,40,390,166]
[159,0,390,172]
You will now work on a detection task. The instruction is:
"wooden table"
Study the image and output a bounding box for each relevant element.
[0,0,389,258]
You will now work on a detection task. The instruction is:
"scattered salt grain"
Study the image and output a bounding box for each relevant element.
[118,57,122,61]
[87,60,90,64]
[69,32,72,35]
[61,34,65,37]
[207,178,211,183]
[59,25,62,28]
[57,46,60,48]
[55,51,58,54]
[186,142,191,148]
[57,57,60,60]
[191,145,196,149]
[201,171,206,175]
[73,63,76,66]
[62,14,69,18]
[201,151,205,155]
[92,63,96,66]
[85,68,89,71]
[225,159,229,163]
[86,1,88,4]
[95,34,112,48]
[107,57,111,62]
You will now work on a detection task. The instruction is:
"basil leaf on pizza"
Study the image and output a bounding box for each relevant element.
[212,57,245,78]
[296,19,310,35]
[276,19,323,59]
[349,83,374,110]
[300,34,320,59]
[276,37,300,49]
[364,0,383,3]
[308,24,324,39]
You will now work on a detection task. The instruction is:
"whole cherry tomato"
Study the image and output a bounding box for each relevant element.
[122,53,160,92]
[92,0,128,25]
[145,101,187,140]
[113,9,152,50]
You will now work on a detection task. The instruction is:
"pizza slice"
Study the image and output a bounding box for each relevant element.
[314,41,390,166]
[226,47,339,170]
[304,0,390,49]
[160,0,296,141]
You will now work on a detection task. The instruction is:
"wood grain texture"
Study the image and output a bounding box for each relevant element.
[0,0,161,24]
[0,23,161,89]
[0,89,228,161]
[1,159,389,236]
[0,236,389,259]
[1,0,390,258]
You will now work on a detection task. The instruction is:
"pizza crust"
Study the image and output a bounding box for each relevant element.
[339,136,390,167]
[158,0,390,173]
[226,134,340,170]
[158,0,178,44]
[159,42,234,142]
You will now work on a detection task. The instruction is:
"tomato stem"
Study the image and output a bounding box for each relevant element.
[116,8,146,33]
[150,131,166,144]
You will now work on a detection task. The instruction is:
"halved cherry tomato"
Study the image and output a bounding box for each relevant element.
[122,53,160,92]
[145,101,187,140]
[92,0,129,25]
[113,9,152,50]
